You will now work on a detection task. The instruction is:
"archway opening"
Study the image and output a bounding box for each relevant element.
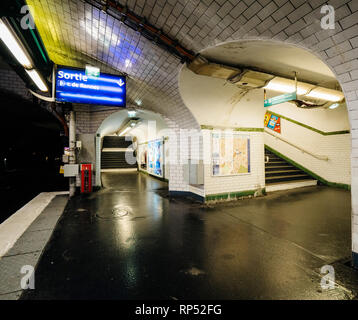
[179,39,351,264]
[95,108,171,190]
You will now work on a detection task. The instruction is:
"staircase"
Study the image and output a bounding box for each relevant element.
[101,136,137,170]
[265,148,317,192]
[102,136,133,149]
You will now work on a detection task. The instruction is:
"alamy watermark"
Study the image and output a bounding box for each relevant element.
[20,265,35,290]
[20,5,35,30]
[320,265,335,290]
[321,5,335,30]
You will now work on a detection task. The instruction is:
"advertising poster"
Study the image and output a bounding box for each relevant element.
[212,133,250,176]
[264,112,281,133]
[147,139,163,177]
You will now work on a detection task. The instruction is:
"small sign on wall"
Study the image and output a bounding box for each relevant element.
[264,112,281,134]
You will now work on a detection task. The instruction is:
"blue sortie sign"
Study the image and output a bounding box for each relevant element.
[55,67,126,107]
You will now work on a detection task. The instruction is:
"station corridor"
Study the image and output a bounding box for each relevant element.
[21,172,357,300]
[1,0,358,305]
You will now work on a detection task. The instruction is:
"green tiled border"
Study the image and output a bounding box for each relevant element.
[266,111,350,136]
[265,145,351,190]
[205,189,265,201]
[201,125,264,132]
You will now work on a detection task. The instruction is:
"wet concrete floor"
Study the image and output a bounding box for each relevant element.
[21,172,358,300]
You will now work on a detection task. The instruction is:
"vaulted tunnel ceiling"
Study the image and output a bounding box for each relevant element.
[26,0,202,129]
[25,0,346,131]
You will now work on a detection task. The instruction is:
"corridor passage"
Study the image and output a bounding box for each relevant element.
[22,172,357,300]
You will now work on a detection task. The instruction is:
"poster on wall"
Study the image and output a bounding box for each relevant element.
[147,139,163,177]
[211,132,250,176]
[264,112,281,133]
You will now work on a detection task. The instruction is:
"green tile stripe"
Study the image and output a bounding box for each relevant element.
[265,145,350,190]
[266,111,350,136]
[205,189,265,201]
[201,125,264,132]
[28,25,48,64]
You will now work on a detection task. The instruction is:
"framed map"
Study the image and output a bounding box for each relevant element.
[211,132,250,176]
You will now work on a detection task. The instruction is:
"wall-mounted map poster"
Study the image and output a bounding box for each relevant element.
[264,112,281,133]
[212,132,250,176]
[147,139,163,177]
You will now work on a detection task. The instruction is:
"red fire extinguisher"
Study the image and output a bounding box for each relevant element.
[81,164,92,193]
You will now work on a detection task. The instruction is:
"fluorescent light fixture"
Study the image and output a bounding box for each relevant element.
[128,111,136,117]
[306,90,343,102]
[329,103,340,109]
[265,77,344,102]
[130,122,136,127]
[25,69,48,92]
[264,79,309,95]
[135,99,142,106]
[0,18,32,69]
[118,126,131,136]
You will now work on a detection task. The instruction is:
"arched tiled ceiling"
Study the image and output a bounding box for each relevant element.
[27,0,200,129]
[27,0,357,132]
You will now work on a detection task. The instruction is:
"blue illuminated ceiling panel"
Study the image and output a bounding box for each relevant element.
[55,67,126,107]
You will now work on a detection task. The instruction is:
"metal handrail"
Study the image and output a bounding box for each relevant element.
[264,129,329,161]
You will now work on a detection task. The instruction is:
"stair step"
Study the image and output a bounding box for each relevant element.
[101,144,137,169]
[266,179,317,192]
[265,148,315,185]
[265,174,311,184]
[265,166,297,171]
[265,170,302,177]
[102,136,133,148]
[265,161,288,166]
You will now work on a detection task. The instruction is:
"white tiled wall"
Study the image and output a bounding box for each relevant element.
[265,101,351,185]
[265,124,351,185]
[0,69,30,100]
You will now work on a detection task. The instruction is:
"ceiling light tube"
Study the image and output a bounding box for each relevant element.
[0,18,33,69]
[118,126,131,136]
[264,77,344,102]
[306,90,343,102]
[264,78,311,95]
[329,103,340,109]
[25,69,48,92]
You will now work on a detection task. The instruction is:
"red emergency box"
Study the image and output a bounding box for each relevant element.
[81,164,92,193]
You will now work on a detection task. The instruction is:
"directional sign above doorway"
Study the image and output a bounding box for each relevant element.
[264,92,297,107]
[55,66,126,107]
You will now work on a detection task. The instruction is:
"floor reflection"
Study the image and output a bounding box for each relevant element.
[21,172,356,300]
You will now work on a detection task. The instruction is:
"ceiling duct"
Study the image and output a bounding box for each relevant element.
[187,55,241,80]
[229,69,274,90]
[187,55,345,108]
